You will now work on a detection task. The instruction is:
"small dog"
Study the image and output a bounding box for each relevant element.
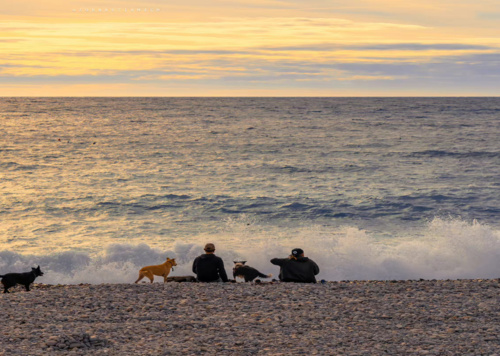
[233,262,272,282]
[135,257,177,283]
[1,266,44,293]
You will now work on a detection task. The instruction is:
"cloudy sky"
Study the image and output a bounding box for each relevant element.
[1,0,499,96]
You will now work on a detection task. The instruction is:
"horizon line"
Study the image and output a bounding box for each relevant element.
[2,95,499,98]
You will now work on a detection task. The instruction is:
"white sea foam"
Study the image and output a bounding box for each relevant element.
[1,218,499,284]
[2,98,500,281]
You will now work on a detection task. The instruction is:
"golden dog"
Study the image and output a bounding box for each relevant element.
[135,257,177,283]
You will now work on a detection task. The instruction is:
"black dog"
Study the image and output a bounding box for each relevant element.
[0,266,44,293]
[233,262,272,282]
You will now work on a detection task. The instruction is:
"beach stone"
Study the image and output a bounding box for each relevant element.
[1,280,499,355]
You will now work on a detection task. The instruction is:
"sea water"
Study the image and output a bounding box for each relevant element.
[1,97,499,283]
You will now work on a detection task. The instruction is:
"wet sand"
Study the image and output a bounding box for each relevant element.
[1,279,499,355]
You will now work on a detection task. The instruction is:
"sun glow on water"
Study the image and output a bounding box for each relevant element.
[1,97,500,282]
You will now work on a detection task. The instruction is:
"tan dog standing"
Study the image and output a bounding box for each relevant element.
[135,257,177,283]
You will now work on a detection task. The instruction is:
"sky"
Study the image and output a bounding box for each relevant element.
[0,0,499,96]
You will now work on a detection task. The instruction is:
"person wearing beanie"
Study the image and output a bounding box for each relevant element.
[192,243,229,282]
[270,248,319,283]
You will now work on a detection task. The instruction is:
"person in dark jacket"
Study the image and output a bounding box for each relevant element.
[270,248,319,283]
[192,243,229,282]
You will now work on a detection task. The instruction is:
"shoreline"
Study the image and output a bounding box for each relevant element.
[1,279,499,355]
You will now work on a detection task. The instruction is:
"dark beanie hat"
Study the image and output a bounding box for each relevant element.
[291,248,304,257]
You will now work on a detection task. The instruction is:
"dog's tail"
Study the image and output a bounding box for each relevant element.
[257,272,272,279]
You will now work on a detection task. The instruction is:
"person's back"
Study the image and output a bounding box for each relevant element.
[192,243,229,282]
[270,248,319,283]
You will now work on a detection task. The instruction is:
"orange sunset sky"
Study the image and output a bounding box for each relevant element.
[1,0,499,96]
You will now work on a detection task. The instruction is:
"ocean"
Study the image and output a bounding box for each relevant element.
[1,97,499,283]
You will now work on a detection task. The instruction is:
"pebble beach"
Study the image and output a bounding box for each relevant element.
[1,279,499,355]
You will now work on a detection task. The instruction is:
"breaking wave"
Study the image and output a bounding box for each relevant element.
[1,218,499,284]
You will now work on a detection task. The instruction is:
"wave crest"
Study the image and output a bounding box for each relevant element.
[1,218,499,284]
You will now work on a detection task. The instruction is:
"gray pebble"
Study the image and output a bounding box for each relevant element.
[0,280,499,355]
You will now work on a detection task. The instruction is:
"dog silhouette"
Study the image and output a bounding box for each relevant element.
[1,266,44,293]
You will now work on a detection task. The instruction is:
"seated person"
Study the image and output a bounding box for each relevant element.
[270,248,319,283]
[192,243,229,282]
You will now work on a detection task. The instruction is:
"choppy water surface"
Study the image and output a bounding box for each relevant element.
[1,97,499,282]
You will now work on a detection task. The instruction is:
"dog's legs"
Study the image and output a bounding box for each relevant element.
[135,272,145,284]
[24,284,30,291]
[144,271,155,283]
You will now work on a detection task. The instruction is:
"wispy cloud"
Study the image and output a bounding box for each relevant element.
[261,43,498,52]
[1,0,500,95]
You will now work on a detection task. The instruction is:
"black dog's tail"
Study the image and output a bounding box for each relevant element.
[257,272,272,279]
